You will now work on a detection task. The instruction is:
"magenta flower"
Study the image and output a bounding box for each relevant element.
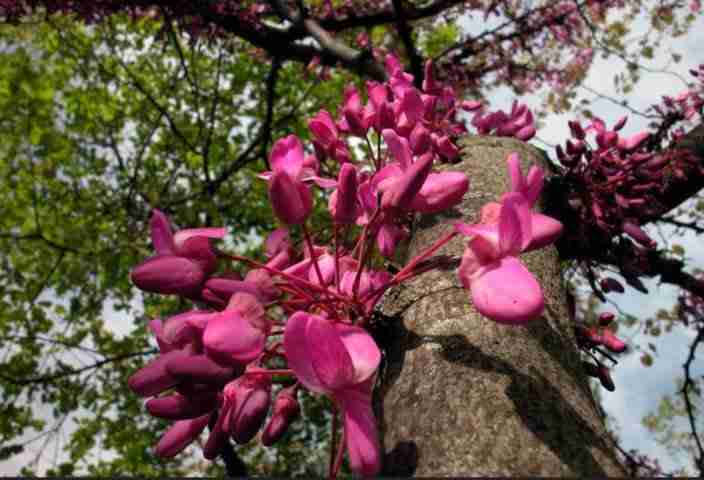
[329,163,360,224]
[284,312,382,477]
[455,194,545,325]
[130,209,226,297]
[377,129,469,214]
[261,135,314,225]
[202,293,271,367]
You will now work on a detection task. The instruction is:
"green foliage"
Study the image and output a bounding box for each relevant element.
[0,13,346,475]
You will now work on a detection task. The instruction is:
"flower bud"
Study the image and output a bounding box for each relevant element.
[268,170,313,225]
[568,120,586,139]
[146,392,218,420]
[602,330,627,353]
[600,277,624,293]
[329,163,359,224]
[598,312,615,326]
[622,221,655,248]
[262,387,300,446]
[225,374,272,444]
[154,414,210,458]
[597,366,615,391]
[130,255,205,297]
[128,349,188,397]
[166,353,237,385]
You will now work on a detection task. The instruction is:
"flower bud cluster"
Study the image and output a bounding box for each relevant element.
[575,311,627,392]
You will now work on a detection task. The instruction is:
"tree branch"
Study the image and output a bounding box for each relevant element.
[392,0,424,88]
[0,349,156,386]
[682,325,704,475]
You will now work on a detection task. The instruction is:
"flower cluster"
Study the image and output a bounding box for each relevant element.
[128,56,563,477]
[558,65,704,253]
[575,312,627,392]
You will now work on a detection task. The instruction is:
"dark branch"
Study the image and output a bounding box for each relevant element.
[682,325,704,475]
[260,56,282,172]
[0,350,156,386]
[392,0,424,88]
[659,216,704,234]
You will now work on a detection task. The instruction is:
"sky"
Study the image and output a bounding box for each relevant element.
[2,3,704,475]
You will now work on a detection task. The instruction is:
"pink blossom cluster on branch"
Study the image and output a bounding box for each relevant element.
[127,56,563,476]
[556,65,704,257]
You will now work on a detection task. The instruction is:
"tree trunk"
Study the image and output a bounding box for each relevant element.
[376,136,627,476]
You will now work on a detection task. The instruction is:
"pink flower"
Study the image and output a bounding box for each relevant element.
[455,194,545,324]
[202,293,271,367]
[378,129,469,214]
[284,312,381,477]
[130,210,226,297]
[329,163,360,224]
[262,135,314,225]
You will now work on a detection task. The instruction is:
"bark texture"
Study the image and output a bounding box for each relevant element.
[376,136,626,476]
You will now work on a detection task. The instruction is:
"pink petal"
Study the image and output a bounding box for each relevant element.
[409,171,469,213]
[409,123,432,155]
[617,131,649,151]
[173,227,227,251]
[523,166,544,206]
[470,257,544,325]
[400,88,424,123]
[262,387,300,446]
[308,253,336,286]
[264,227,290,257]
[244,269,281,302]
[204,277,263,303]
[376,222,406,258]
[381,153,433,210]
[309,110,338,148]
[336,379,381,477]
[306,175,338,189]
[227,292,269,331]
[148,319,171,353]
[146,392,218,420]
[382,129,412,170]
[166,353,236,384]
[329,163,359,224]
[283,312,326,393]
[479,202,502,224]
[307,315,355,391]
[161,310,213,349]
[127,350,184,397]
[335,324,381,384]
[266,249,291,271]
[270,134,304,178]
[130,255,204,297]
[150,209,174,254]
[203,410,228,460]
[515,125,536,141]
[203,310,268,366]
[154,414,210,458]
[385,53,402,76]
[507,153,525,193]
[499,198,523,257]
[525,213,563,251]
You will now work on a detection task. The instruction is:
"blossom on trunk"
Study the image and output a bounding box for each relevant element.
[284,312,382,477]
[130,209,226,297]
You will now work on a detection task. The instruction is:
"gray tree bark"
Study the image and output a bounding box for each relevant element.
[376,136,627,476]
